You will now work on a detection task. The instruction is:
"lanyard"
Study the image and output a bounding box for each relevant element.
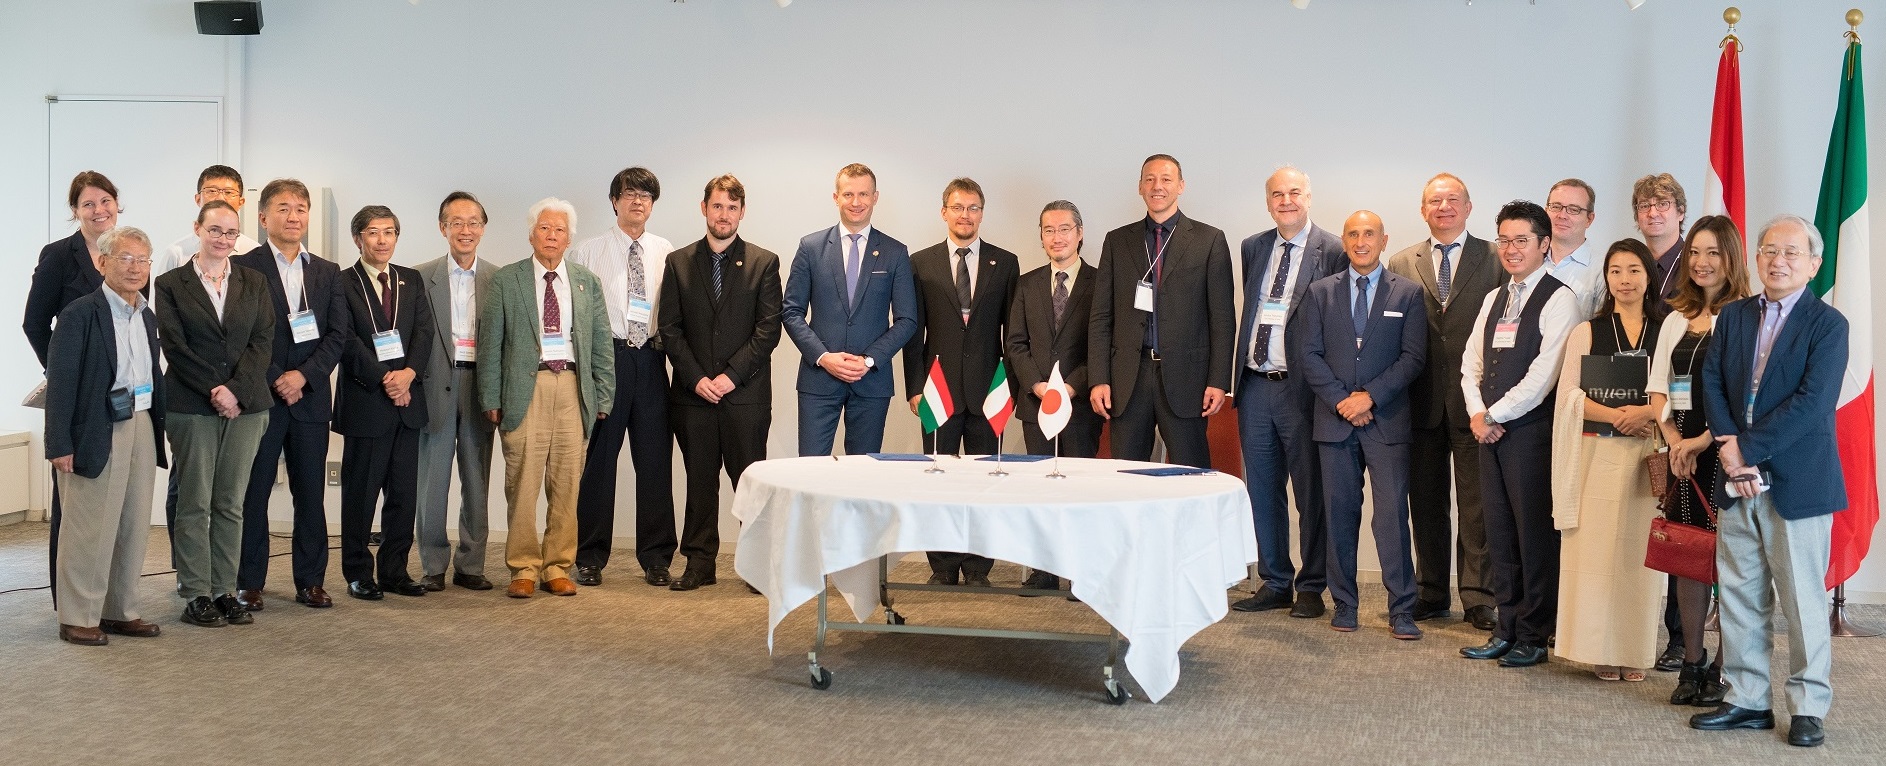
[352,265,397,334]
[1140,226,1173,282]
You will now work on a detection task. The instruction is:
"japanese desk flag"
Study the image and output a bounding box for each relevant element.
[1037,362,1071,440]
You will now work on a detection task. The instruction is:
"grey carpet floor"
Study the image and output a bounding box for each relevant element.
[1,521,1883,765]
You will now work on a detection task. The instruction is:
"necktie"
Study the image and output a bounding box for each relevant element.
[1750,298,1783,424]
[1148,224,1167,352]
[1052,270,1069,330]
[543,271,567,372]
[1436,242,1459,305]
[845,233,863,303]
[1503,281,1525,321]
[1253,242,1295,367]
[954,247,973,324]
[1353,275,1370,337]
[710,251,725,302]
[377,271,394,327]
[626,239,648,347]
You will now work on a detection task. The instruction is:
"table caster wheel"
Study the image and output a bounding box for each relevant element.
[886,610,905,625]
[810,666,833,690]
[1104,681,1127,705]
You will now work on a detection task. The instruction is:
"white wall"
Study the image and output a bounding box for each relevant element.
[7,0,1886,595]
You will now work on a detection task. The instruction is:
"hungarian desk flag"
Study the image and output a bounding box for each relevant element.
[918,357,954,434]
[1038,362,1073,440]
[1702,38,1746,236]
[982,360,1014,436]
[1812,37,1877,589]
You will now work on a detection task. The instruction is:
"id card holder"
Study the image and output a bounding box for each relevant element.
[454,337,477,363]
[288,310,319,343]
[1492,321,1520,349]
[542,331,573,362]
[1259,300,1287,326]
[1670,375,1693,410]
[626,296,653,324]
[1133,280,1155,312]
[372,330,404,362]
[133,383,152,411]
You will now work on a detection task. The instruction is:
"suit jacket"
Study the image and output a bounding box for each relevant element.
[43,288,169,478]
[658,237,783,407]
[781,225,918,399]
[332,261,434,437]
[416,254,498,433]
[1006,261,1098,423]
[1299,268,1429,445]
[1385,234,1501,429]
[154,262,275,416]
[1230,224,1344,399]
[901,241,1020,411]
[476,257,614,437]
[231,244,351,423]
[1700,290,1849,519]
[1087,212,1236,416]
[23,231,105,367]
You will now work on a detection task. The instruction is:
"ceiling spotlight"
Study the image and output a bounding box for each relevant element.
[1290,0,1310,9]
[1627,0,1648,8]
[777,0,792,6]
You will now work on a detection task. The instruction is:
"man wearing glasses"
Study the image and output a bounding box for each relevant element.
[1542,179,1604,321]
[158,166,260,278]
[1631,173,1689,308]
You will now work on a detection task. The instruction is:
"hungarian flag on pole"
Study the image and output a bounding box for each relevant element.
[1701,38,1746,236]
[918,357,954,434]
[982,360,1014,436]
[1811,37,1876,589]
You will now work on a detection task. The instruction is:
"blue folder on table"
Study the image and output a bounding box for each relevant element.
[1118,466,1217,477]
[975,454,1052,462]
[867,453,934,461]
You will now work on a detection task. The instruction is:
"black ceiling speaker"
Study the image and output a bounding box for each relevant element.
[195,1,263,35]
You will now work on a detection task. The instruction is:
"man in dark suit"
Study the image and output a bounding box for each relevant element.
[1690,214,1847,748]
[782,163,919,456]
[1384,173,1503,628]
[1228,167,1342,619]
[232,178,353,610]
[659,175,783,592]
[901,177,1019,587]
[1300,211,1429,639]
[331,206,434,600]
[1087,154,1234,467]
[1008,200,1103,460]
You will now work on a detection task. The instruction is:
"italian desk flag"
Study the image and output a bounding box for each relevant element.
[983,360,1014,436]
[1812,37,1877,589]
[918,357,954,434]
[1701,38,1746,235]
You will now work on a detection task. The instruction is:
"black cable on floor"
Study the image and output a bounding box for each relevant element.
[0,534,353,597]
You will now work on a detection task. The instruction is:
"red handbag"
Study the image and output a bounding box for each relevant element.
[1646,479,1718,584]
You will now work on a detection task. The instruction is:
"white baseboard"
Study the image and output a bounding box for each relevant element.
[0,510,29,526]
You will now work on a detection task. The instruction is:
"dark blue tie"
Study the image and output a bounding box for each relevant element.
[1353,275,1370,337]
[1252,242,1294,367]
[1436,242,1459,305]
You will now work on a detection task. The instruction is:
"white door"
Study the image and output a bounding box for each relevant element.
[47,97,226,252]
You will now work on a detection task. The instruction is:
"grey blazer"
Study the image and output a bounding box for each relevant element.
[416,255,498,433]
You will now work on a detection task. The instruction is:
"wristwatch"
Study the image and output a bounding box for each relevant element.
[864,357,875,369]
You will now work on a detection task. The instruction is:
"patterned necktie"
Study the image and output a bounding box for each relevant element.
[543,271,567,372]
[1353,275,1370,337]
[377,271,394,327]
[711,251,725,301]
[1253,241,1294,367]
[1052,270,1069,330]
[626,239,648,347]
[1436,242,1459,306]
[954,247,973,324]
[1503,281,1525,321]
[845,233,863,303]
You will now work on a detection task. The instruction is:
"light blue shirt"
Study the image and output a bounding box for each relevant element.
[1348,265,1381,328]
[102,287,152,402]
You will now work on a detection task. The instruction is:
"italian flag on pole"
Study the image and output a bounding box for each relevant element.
[982,360,1014,436]
[1812,37,1877,589]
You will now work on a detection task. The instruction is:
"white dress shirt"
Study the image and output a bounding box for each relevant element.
[947,237,981,297]
[193,258,232,321]
[275,243,310,313]
[1543,239,1605,320]
[568,225,672,342]
[161,231,261,278]
[1459,268,1582,423]
[449,259,478,342]
[1248,226,1311,371]
[532,257,574,361]
[103,287,153,406]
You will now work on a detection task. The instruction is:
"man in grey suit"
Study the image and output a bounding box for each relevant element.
[1228,167,1342,619]
[413,191,498,591]
[1300,211,1428,639]
[1385,173,1503,628]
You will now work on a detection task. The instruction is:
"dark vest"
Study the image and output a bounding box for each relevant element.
[1478,273,1568,428]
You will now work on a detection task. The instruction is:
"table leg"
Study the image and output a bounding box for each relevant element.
[809,587,833,689]
[879,555,904,625]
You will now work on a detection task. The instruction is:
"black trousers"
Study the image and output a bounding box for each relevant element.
[1020,409,1103,458]
[1479,417,1559,645]
[1108,353,1210,467]
[239,410,333,590]
[339,427,419,585]
[576,342,674,571]
[1408,420,1492,611]
[924,411,1002,578]
[671,401,769,573]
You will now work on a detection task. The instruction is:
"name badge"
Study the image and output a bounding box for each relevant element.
[133,382,152,411]
[1670,375,1693,411]
[454,336,477,363]
[372,330,404,362]
[1134,280,1155,312]
[626,296,653,324]
[542,331,573,362]
[1259,300,1287,326]
[1492,321,1520,349]
[288,310,319,343]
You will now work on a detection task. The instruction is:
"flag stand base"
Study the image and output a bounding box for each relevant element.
[1830,585,1879,638]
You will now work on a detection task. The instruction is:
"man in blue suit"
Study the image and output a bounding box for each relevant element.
[782,163,919,455]
[1229,167,1343,619]
[1690,214,1848,749]
[1300,211,1428,639]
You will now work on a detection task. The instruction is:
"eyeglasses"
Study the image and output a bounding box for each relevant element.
[198,186,242,200]
[1756,246,1815,262]
[1041,225,1079,237]
[1493,235,1541,249]
[1634,199,1676,213]
[1545,203,1589,216]
[106,255,153,267]
[444,219,486,231]
[945,205,983,215]
[616,191,654,203]
[203,226,242,241]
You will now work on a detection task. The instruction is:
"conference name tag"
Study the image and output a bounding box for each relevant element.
[454,337,477,363]
[626,296,653,324]
[1259,300,1287,326]
[1492,321,1520,349]
[288,310,319,343]
[1670,375,1693,410]
[542,331,573,362]
[372,330,404,362]
[1134,280,1155,312]
[133,383,152,411]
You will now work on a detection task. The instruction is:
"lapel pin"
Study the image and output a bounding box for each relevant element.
[736,261,744,267]
[872,251,879,257]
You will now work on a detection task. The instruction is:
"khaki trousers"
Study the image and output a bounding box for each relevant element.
[501,371,587,582]
[54,412,156,628]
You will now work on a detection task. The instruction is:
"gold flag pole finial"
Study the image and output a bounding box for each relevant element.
[1848,9,1863,42]
[1722,7,1742,51]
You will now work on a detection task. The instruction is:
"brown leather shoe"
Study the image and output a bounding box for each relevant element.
[59,624,107,646]
[507,579,536,598]
[99,618,161,638]
[236,589,265,611]
[295,586,333,608]
[543,578,578,596]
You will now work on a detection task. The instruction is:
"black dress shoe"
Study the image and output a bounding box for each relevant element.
[926,573,959,586]
[574,565,602,587]
[670,569,718,591]
[1230,586,1293,613]
[181,596,226,627]
[347,580,384,600]
[213,595,254,625]
[385,578,428,597]
[1019,570,1061,595]
[745,582,761,595]
[295,585,333,608]
[419,574,446,592]
[1465,605,1498,631]
[1497,642,1547,667]
[1689,704,1775,731]
[1412,600,1449,622]
[1460,636,1513,660]
[452,573,494,591]
[1289,591,1326,619]
[643,567,671,587]
[1656,642,1686,672]
[1788,716,1824,747]
[962,573,992,588]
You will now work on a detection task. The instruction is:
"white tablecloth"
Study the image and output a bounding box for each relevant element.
[731,455,1257,703]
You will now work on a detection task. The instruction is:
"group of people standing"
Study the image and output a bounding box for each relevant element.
[30,156,1848,747]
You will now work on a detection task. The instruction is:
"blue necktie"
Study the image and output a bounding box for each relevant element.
[1253,242,1294,367]
[1353,275,1370,338]
[1436,242,1459,305]
[845,233,863,303]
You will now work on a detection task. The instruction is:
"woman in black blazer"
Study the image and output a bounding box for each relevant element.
[25,171,121,366]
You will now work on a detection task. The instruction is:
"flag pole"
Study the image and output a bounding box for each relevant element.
[924,427,945,475]
[1047,434,1066,479]
[988,430,1008,477]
